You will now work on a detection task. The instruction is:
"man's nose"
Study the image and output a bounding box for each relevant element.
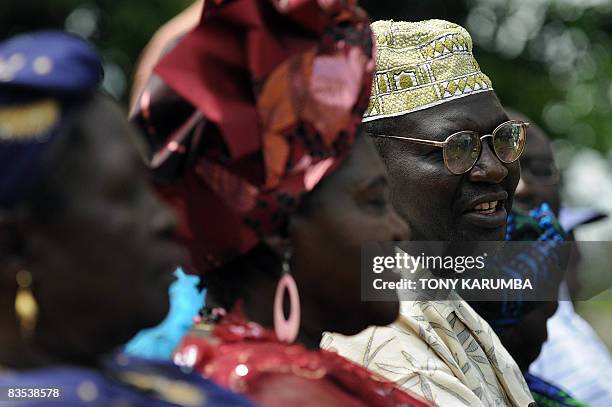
[468,140,508,183]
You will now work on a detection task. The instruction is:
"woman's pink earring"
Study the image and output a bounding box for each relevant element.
[274,250,300,343]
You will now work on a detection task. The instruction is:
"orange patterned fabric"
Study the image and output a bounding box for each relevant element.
[137,0,374,274]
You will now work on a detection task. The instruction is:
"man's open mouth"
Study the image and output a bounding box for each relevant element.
[461,192,509,229]
[471,200,502,215]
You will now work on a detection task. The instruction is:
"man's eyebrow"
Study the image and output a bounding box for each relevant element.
[445,116,502,135]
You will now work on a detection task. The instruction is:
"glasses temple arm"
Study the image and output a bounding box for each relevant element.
[370,134,446,148]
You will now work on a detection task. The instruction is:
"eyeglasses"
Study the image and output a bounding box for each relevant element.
[370,120,529,175]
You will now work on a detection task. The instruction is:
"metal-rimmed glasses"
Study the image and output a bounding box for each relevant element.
[370,120,529,175]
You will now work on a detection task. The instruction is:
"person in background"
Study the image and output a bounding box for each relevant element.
[0,31,257,407]
[487,201,586,407]
[511,108,607,298]
[510,109,612,407]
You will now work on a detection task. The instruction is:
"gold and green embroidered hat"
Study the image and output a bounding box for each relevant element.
[364,19,493,122]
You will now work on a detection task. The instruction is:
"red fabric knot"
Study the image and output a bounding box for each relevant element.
[134,0,373,275]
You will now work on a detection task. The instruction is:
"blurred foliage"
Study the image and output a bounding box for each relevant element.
[0,0,192,99]
[2,0,612,153]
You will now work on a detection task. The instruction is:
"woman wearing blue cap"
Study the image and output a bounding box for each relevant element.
[0,31,257,406]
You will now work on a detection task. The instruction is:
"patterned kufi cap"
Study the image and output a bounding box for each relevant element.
[364,19,493,122]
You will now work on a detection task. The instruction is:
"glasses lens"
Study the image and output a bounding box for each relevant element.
[493,122,526,163]
[444,132,481,174]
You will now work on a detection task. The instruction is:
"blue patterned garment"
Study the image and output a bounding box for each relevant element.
[488,202,566,331]
[524,372,587,407]
[502,204,586,406]
[0,352,258,406]
[124,269,205,360]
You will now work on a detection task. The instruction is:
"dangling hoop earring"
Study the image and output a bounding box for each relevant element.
[273,249,300,343]
[15,270,38,339]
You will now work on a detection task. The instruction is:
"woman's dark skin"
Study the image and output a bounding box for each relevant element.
[132,0,412,350]
[206,135,411,350]
[0,94,184,369]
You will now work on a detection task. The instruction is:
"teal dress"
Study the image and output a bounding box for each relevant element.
[124,269,205,360]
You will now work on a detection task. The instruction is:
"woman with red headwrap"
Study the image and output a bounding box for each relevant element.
[132,0,431,406]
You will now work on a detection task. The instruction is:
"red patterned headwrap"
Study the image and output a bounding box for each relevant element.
[133,0,374,274]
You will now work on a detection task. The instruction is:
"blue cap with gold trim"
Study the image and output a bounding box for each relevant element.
[0,31,103,208]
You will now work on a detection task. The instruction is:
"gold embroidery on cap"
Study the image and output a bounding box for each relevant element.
[0,99,60,141]
[364,20,494,122]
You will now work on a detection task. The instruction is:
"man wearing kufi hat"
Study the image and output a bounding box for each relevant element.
[322,20,536,407]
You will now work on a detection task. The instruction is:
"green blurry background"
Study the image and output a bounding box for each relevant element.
[1,0,611,346]
[2,0,610,152]
[0,0,193,99]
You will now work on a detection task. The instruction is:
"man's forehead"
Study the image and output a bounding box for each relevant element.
[378,92,508,140]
